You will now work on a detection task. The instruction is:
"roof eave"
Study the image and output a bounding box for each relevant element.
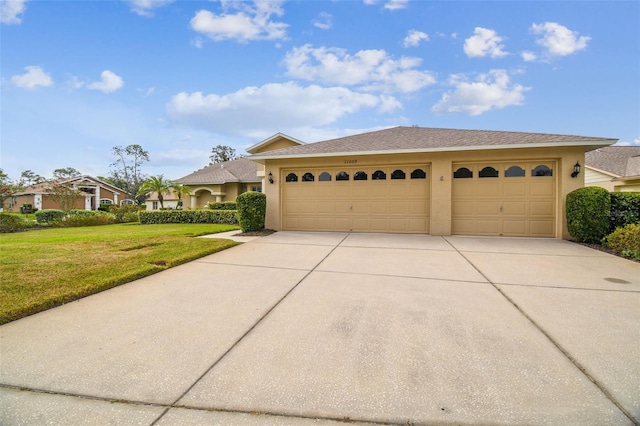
[250,140,617,161]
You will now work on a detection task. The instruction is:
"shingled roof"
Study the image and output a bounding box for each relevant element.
[585,146,640,177]
[175,157,259,185]
[250,126,617,160]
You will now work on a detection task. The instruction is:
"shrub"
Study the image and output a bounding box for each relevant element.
[109,204,141,223]
[610,192,640,232]
[69,209,100,217]
[603,223,640,260]
[35,209,66,224]
[139,210,238,225]
[207,201,237,210]
[236,191,266,232]
[566,186,611,243]
[52,212,115,228]
[0,213,29,232]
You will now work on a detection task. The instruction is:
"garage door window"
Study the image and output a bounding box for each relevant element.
[532,165,553,176]
[302,172,315,182]
[453,167,473,179]
[354,171,368,180]
[372,170,386,180]
[336,171,349,181]
[391,169,406,179]
[479,166,499,178]
[319,172,331,181]
[286,173,298,182]
[411,169,427,179]
[505,166,526,177]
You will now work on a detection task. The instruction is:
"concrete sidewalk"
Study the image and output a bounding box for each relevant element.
[1,232,639,425]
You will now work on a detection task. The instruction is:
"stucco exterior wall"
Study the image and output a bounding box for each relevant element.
[584,168,615,191]
[261,146,585,239]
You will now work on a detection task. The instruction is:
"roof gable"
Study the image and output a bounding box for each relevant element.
[246,133,305,154]
[585,146,640,177]
[250,126,617,161]
[16,175,126,195]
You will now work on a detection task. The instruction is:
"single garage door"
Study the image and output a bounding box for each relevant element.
[452,161,556,237]
[282,165,430,233]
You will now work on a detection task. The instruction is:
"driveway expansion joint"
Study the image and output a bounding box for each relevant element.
[443,238,639,425]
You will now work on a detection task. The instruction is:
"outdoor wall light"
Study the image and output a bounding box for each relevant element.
[571,161,581,178]
[268,171,274,184]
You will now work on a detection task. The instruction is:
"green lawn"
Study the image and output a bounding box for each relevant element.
[0,223,240,324]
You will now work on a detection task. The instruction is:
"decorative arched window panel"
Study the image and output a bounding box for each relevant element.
[354,171,368,181]
[100,199,113,204]
[411,169,426,179]
[319,172,331,181]
[391,169,406,180]
[336,171,349,181]
[372,170,386,180]
[120,199,134,205]
[479,166,499,178]
[302,172,315,182]
[285,173,298,182]
[532,165,553,177]
[453,167,473,179]
[505,166,525,177]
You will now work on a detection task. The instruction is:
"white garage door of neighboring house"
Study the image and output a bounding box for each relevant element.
[282,166,430,233]
[452,161,557,237]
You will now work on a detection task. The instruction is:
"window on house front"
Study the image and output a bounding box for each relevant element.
[319,172,331,181]
[121,199,134,205]
[411,169,427,179]
[336,171,349,181]
[391,169,406,180]
[286,173,298,182]
[505,166,526,177]
[251,186,262,192]
[479,166,499,178]
[453,167,472,179]
[152,201,158,210]
[100,199,112,204]
[372,170,386,180]
[354,171,368,180]
[532,165,553,176]
[302,172,315,182]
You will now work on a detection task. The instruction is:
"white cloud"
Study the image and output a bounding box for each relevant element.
[190,1,287,43]
[283,44,436,93]
[312,12,332,30]
[87,70,124,94]
[521,51,537,62]
[403,29,429,48]
[431,69,529,116]
[125,0,175,17]
[363,0,408,10]
[166,82,398,137]
[464,27,508,58]
[531,22,590,57]
[615,137,640,147]
[11,66,54,89]
[1,0,27,24]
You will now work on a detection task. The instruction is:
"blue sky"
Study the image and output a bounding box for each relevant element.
[1,0,638,181]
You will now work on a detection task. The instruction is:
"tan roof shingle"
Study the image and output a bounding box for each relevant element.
[175,157,259,184]
[585,146,640,177]
[250,126,616,159]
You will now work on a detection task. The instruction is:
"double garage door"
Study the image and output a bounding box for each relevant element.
[282,165,430,233]
[281,160,557,237]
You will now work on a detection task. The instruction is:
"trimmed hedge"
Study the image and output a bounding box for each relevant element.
[610,192,640,232]
[566,187,611,243]
[35,209,66,224]
[207,201,237,210]
[0,213,29,232]
[139,209,238,225]
[236,191,266,232]
[603,223,640,260]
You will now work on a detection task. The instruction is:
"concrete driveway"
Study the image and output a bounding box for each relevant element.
[1,232,639,425]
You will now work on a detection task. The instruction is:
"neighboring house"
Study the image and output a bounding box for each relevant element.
[585,146,640,192]
[3,176,129,212]
[249,126,617,239]
[158,133,304,209]
[144,190,181,211]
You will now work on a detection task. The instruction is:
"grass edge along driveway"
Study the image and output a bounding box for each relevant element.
[0,223,240,324]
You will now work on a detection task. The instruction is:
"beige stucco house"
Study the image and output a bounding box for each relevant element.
[3,176,128,212]
[249,126,617,239]
[585,146,640,192]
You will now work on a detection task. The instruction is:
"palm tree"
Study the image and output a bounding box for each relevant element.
[171,183,192,209]
[138,175,173,209]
